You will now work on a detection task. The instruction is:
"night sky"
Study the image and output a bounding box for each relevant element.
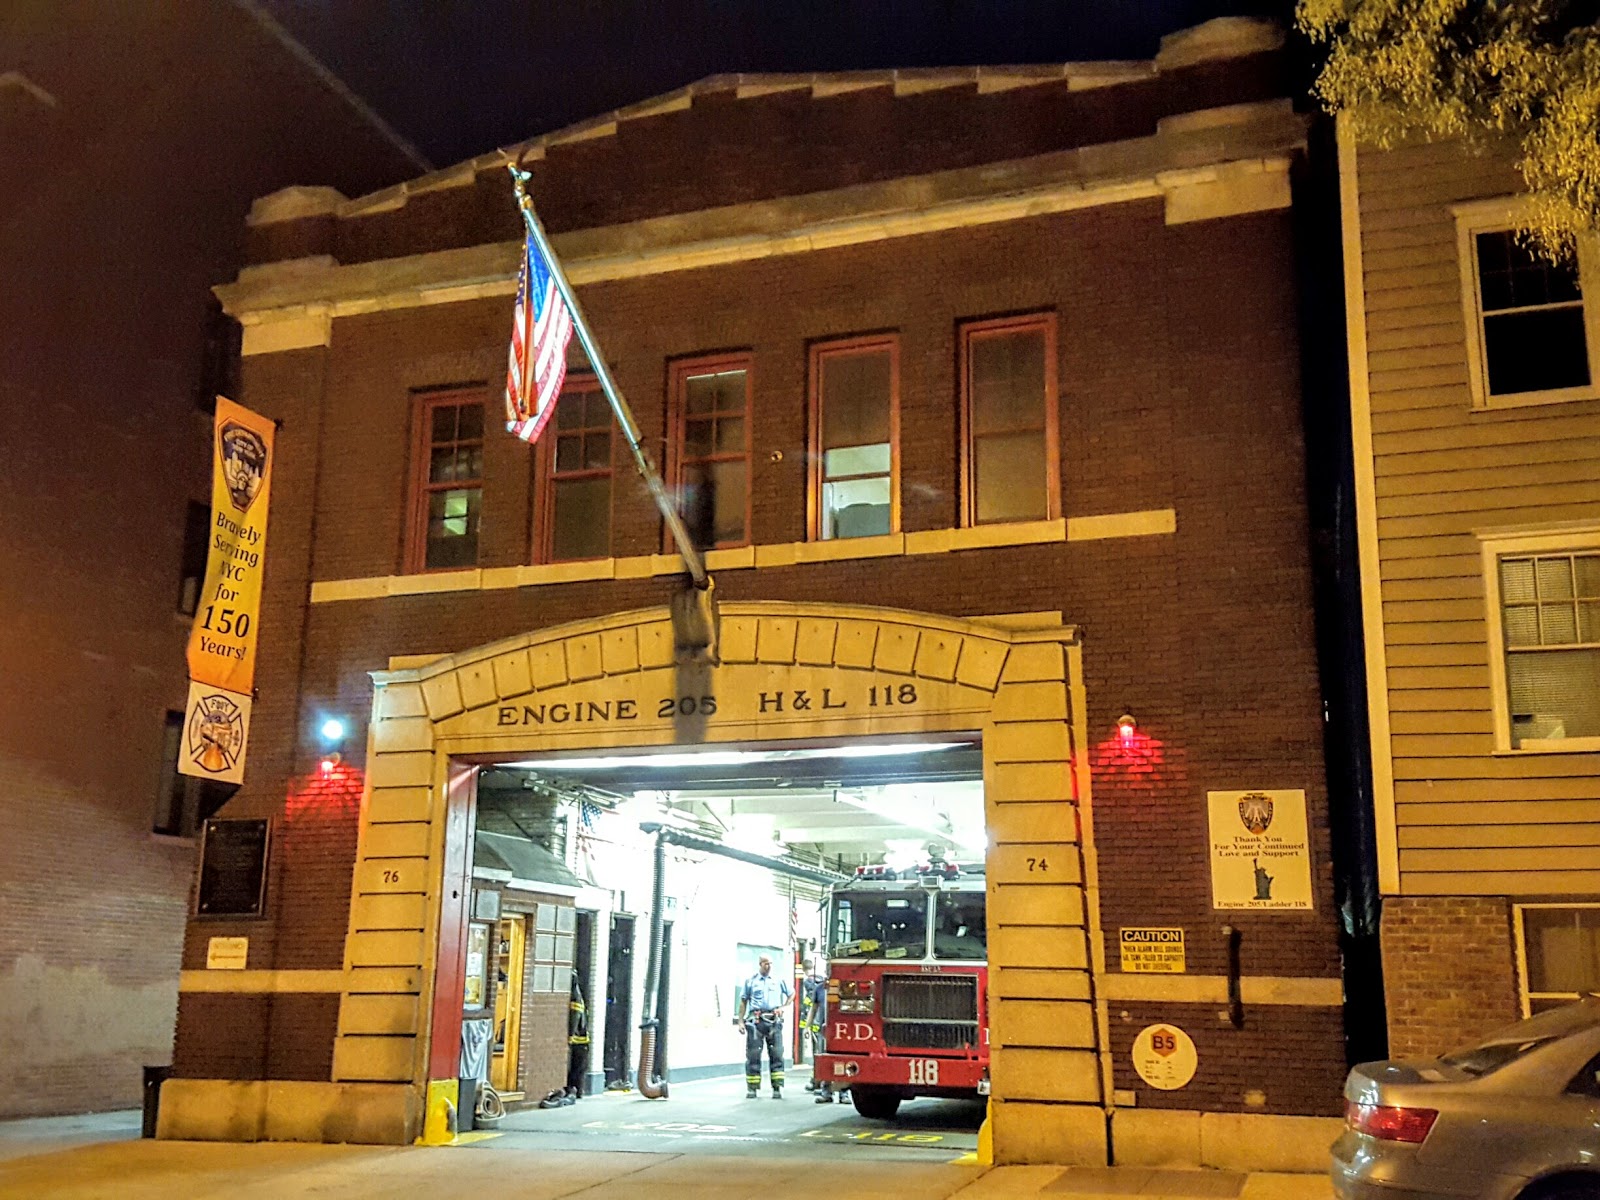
[256,0,1296,168]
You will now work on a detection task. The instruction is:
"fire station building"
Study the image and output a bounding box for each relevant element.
[163,18,1355,1168]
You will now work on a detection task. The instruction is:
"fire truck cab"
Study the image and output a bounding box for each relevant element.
[815,858,989,1119]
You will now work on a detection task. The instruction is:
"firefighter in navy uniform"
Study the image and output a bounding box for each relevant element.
[800,958,829,1096]
[735,955,792,1099]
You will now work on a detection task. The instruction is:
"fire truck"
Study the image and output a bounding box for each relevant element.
[814,858,989,1119]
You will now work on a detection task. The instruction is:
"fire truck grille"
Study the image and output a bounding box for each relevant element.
[881,975,979,1052]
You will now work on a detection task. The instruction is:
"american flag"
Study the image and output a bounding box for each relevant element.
[504,230,574,443]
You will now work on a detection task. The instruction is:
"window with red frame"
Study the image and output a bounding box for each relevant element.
[538,378,613,562]
[671,356,751,549]
[959,314,1060,526]
[406,392,484,572]
[810,336,898,541]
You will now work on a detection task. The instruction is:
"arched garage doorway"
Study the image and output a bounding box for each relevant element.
[334,602,1106,1164]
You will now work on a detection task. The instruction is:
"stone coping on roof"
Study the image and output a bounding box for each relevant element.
[220,97,1304,323]
[245,17,1285,230]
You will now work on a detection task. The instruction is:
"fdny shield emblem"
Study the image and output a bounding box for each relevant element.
[1238,791,1274,836]
[187,692,246,775]
[220,422,268,513]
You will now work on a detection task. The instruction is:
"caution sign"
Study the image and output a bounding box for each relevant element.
[1118,927,1186,974]
[180,397,273,782]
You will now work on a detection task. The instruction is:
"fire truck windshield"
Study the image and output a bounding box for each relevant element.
[932,888,986,960]
[830,892,929,959]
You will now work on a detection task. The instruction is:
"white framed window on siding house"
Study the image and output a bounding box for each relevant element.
[1514,903,1600,1016]
[1453,197,1600,409]
[1482,526,1600,752]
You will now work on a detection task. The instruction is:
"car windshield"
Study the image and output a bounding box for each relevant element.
[933,890,986,960]
[1439,997,1600,1076]
[1441,1035,1564,1077]
[831,892,928,959]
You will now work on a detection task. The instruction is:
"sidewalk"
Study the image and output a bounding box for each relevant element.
[0,1108,141,1165]
[0,1116,1333,1199]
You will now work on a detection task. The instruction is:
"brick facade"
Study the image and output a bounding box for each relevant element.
[168,22,1358,1148]
[1380,896,1520,1058]
[0,4,419,1117]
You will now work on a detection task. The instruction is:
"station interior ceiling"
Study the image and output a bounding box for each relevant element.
[480,737,987,872]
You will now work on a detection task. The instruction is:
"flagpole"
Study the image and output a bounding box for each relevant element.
[508,165,709,590]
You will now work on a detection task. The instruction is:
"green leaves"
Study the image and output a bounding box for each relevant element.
[1298,0,1600,256]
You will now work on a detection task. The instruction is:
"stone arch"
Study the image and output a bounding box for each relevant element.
[333,601,1106,1162]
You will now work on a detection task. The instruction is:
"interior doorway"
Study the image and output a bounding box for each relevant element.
[603,914,636,1087]
[491,915,527,1094]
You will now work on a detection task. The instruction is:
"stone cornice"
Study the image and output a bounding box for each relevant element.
[219,101,1306,341]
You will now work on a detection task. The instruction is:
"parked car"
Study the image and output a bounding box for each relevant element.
[1331,998,1600,1199]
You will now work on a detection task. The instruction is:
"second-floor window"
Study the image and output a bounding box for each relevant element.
[1456,199,1600,409]
[538,378,613,562]
[1496,547,1600,748]
[671,355,751,549]
[407,392,483,573]
[959,314,1059,526]
[810,336,897,540]
[1473,230,1592,400]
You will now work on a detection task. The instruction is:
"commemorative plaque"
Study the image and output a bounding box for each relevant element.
[196,817,270,918]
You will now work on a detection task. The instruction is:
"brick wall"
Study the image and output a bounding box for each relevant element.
[1109,1001,1347,1117]
[0,2,417,1117]
[174,190,1350,1116]
[1381,896,1519,1058]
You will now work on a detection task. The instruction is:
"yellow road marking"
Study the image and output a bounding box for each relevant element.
[449,1131,505,1145]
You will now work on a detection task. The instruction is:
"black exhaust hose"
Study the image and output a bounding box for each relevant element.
[637,828,668,1098]
[629,822,849,1098]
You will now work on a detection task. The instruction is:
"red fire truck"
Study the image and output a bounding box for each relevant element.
[814,859,989,1119]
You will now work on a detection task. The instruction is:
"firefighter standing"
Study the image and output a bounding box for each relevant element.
[736,955,791,1099]
[801,959,828,1093]
[566,970,590,1096]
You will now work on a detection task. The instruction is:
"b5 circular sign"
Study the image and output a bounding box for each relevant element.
[1131,1023,1197,1090]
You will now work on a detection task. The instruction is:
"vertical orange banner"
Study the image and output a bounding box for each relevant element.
[180,397,273,785]
[185,397,274,694]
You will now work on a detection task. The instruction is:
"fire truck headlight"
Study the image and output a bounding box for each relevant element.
[840,980,859,999]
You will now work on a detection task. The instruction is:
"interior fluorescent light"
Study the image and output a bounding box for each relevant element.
[506,741,970,772]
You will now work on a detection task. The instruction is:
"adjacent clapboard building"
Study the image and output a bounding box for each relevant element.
[1340,119,1600,1053]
